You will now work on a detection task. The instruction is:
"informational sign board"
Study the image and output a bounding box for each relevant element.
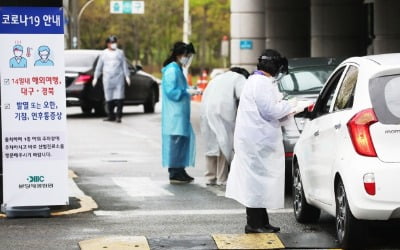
[240,40,253,50]
[0,6,68,207]
[110,1,145,14]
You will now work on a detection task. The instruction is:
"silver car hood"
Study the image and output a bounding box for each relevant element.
[136,70,161,84]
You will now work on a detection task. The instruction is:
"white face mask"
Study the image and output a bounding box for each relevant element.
[179,55,193,67]
[40,52,49,60]
[110,43,118,50]
[15,50,23,57]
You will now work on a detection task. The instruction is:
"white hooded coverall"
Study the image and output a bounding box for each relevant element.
[200,71,246,163]
[94,48,129,101]
[225,74,292,209]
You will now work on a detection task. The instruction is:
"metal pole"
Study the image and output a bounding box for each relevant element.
[182,0,191,77]
[71,0,78,48]
[183,0,189,43]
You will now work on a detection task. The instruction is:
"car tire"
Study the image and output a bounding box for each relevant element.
[81,102,93,115]
[94,101,107,116]
[144,87,156,113]
[292,161,321,223]
[335,179,365,248]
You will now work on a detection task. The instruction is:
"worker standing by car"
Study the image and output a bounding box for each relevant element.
[93,35,130,123]
[200,67,249,186]
[225,49,297,233]
[161,41,198,184]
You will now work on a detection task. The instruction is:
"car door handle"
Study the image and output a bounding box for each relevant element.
[334,123,341,130]
[314,130,319,137]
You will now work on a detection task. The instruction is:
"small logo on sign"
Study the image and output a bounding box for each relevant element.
[27,176,45,183]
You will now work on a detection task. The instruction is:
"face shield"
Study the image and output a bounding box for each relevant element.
[179,54,194,68]
[181,43,195,67]
[274,72,285,82]
[274,57,288,81]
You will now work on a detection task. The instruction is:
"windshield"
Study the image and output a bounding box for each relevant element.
[64,52,99,68]
[278,66,336,95]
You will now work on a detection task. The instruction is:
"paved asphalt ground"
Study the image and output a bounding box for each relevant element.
[1,101,400,249]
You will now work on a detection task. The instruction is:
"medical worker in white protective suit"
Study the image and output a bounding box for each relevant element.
[201,67,250,186]
[226,49,305,234]
[93,35,130,123]
[161,42,199,184]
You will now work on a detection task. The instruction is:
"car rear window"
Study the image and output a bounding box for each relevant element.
[279,66,336,94]
[64,53,98,68]
[369,75,400,124]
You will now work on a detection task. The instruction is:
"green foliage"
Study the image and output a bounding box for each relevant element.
[76,0,230,73]
[190,0,230,71]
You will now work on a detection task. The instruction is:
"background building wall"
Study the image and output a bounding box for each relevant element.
[265,0,310,58]
[373,0,400,53]
[230,0,265,71]
[310,0,367,57]
[231,0,400,69]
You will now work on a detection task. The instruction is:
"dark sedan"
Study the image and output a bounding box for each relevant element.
[278,57,343,187]
[65,49,159,115]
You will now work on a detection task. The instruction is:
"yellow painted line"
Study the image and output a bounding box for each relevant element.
[213,233,284,249]
[51,195,97,216]
[79,236,150,250]
[52,170,98,216]
[69,169,78,178]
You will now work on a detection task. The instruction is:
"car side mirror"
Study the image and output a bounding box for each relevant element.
[128,65,136,74]
[307,103,315,113]
[301,103,316,120]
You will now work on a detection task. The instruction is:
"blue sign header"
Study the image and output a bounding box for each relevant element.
[0,7,63,34]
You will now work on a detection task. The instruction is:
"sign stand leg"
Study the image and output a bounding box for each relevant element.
[2,206,50,218]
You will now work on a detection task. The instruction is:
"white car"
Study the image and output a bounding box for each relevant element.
[292,53,400,248]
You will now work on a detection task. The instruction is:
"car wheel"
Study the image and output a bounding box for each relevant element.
[144,88,156,113]
[94,101,107,116]
[335,179,365,248]
[81,102,93,115]
[292,161,321,223]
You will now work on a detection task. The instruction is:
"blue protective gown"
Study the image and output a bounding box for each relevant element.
[9,57,27,68]
[161,62,195,168]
